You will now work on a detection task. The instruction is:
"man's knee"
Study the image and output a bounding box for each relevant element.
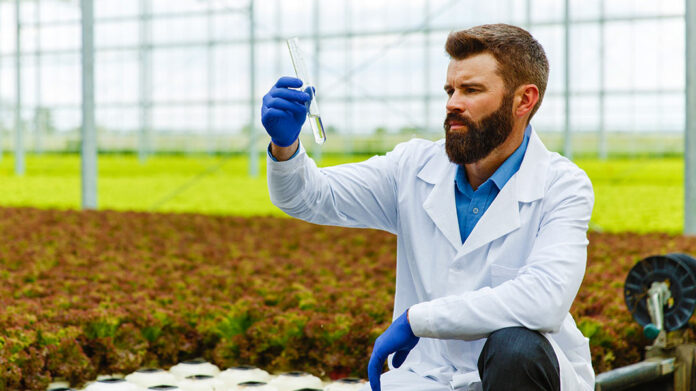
[477,327,560,391]
[483,327,549,362]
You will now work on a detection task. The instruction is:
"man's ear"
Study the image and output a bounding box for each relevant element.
[513,84,540,120]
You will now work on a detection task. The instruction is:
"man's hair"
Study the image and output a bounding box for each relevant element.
[445,24,549,121]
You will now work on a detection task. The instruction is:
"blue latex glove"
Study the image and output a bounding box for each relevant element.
[368,310,419,391]
[261,76,312,147]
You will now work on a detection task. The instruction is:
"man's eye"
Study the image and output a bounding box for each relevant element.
[446,90,454,96]
[466,88,478,93]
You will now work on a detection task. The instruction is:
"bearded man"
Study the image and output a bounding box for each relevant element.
[261,24,595,391]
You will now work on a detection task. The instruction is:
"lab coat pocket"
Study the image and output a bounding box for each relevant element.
[489,264,520,287]
[546,334,593,391]
[566,337,591,362]
[566,337,593,375]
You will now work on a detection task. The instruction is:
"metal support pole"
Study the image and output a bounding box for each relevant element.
[15,0,24,175]
[81,0,97,209]
[423,0,430,136]
[274,0,281,76]
[206,0,214,155]
[312,0,321,163]
[598,0,607,160]
[35,0,42,154]
[563,0,572,159]
[524,0,531,30]
[0,0,4,162]
[138,0,152,162]
[686,0,696,235]
[345,0,353,155]
[247,0,258,177]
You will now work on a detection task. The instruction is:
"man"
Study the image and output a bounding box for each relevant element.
[261,24,594,391]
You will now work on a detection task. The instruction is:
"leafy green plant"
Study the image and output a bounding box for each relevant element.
[0,207,694,389]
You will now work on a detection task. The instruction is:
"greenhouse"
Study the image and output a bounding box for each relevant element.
[0,0,695,390]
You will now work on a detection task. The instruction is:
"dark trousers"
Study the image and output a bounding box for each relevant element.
[477,327,561,391]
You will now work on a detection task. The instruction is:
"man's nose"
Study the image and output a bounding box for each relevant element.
[446,93,466,114]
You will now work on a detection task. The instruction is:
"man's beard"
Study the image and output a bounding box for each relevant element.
[444,93,514,165]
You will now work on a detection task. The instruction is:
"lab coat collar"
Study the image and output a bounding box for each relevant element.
[515,126,550,203]
[417,126,550,252]
[419,145,461,250]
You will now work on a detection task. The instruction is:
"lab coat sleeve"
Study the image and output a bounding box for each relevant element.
[409,165,594,340]
[267,141,404,233]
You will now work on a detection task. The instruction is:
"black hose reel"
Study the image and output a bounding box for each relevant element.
[624,253,696,341]
[595,255,696,391]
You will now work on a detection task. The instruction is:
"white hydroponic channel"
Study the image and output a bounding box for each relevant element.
[45,359,366,391]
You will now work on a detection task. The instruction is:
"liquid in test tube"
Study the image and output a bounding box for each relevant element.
[286,37,326,145]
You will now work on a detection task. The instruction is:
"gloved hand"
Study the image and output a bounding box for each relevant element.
[261,76,311,147]
[368,309,419,391]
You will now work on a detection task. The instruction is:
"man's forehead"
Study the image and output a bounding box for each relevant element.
[445,53,502,85]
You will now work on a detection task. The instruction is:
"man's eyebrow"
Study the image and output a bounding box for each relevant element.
[458,82,486,88]
[443,82,486,91]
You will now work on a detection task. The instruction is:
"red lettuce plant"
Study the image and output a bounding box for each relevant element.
[0,207,695,389]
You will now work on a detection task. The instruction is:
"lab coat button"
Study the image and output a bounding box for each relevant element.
[473,208,479,214]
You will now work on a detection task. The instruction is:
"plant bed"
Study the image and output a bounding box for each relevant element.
[0,207,695,390]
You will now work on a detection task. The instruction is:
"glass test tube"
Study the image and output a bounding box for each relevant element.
[286,37,326,145]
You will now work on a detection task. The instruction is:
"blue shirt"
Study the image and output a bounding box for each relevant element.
[454,126,531,244]
[267,143,300,161]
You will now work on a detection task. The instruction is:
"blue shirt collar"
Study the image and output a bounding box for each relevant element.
[455,124,531,193]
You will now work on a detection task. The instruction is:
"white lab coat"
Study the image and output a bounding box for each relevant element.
[267,127,595,391]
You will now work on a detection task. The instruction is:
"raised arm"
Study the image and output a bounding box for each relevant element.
[262,76,402,232]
